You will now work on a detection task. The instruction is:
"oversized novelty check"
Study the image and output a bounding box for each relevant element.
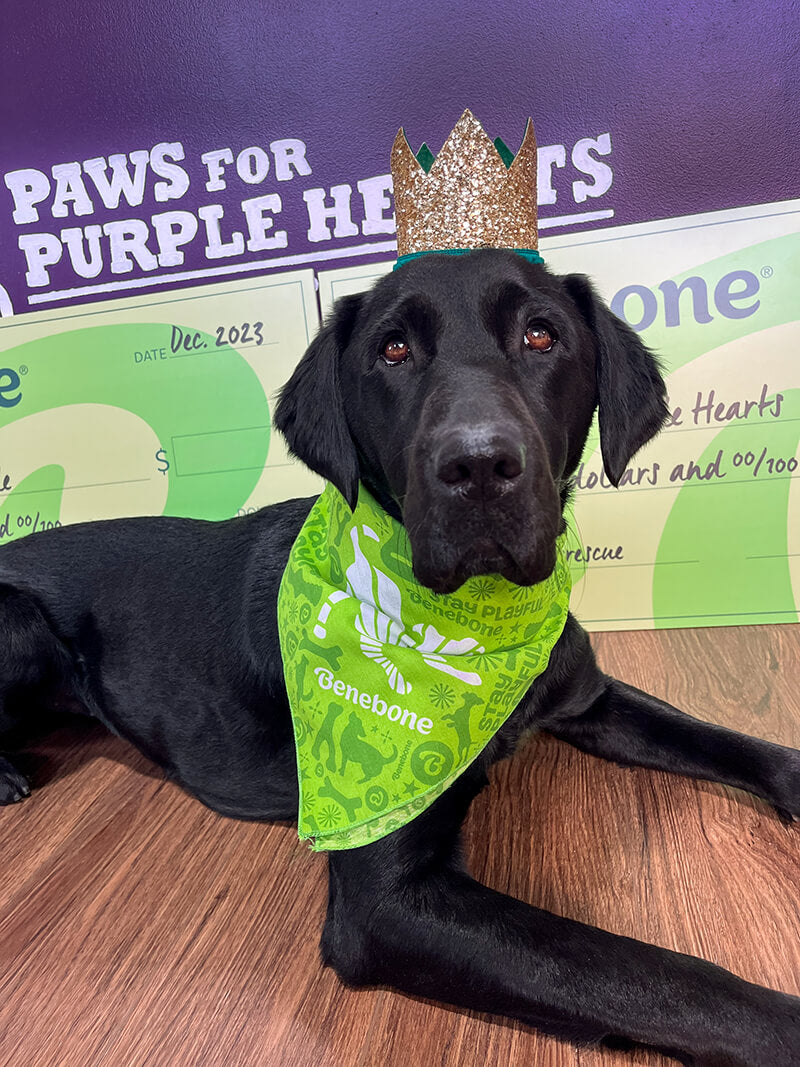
[0,271,323,541]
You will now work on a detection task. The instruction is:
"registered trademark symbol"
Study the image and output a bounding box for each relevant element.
[18,365,28,375]
[760,265,774,278]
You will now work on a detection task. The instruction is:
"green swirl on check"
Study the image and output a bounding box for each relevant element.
[0,322,269,524]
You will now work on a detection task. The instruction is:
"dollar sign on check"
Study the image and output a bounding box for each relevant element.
[155,448,170,475]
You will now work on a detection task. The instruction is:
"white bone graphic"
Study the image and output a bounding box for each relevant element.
[313,590,349,640]
[309,523,484,693]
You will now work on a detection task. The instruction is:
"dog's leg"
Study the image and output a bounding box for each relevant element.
[0,751,30,803]
[542,678,800,819]
[0,585,72,804]
[322,771,800,1066]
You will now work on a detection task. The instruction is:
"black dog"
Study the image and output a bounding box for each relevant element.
[1,250,798,1064]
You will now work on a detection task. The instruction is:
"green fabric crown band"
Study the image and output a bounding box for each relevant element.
[394,248,544,271]
[277,483,572,851]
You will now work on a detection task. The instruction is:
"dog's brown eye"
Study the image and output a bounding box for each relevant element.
[523,325,554,352]
[383,339,410,365]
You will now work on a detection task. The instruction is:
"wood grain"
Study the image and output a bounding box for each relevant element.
[0,624,798,1066]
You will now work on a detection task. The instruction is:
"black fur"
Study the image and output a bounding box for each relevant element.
[560,273,670,486]
[1,250,798,1064]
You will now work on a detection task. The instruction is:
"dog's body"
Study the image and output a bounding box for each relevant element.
[1,251,798,1065]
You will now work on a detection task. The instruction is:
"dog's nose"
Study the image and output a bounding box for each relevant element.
[436,437,525,501]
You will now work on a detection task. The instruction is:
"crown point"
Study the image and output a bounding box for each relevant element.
[391,126,410,154]
[516,118,537,159]
[391,127,424,174]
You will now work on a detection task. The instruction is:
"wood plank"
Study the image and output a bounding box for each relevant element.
[1,624,798,1065]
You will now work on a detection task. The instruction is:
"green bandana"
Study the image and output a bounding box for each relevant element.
[277,483,572,851]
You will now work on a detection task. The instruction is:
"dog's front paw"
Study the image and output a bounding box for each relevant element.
[0,755,31,804]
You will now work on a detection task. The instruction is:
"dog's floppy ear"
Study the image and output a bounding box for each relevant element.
[274,293,363,508]
[562,273,669,486]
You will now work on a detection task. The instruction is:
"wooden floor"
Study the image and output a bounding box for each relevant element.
[0,625,798,1067]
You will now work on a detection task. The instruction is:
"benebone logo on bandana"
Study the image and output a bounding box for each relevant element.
[277,483,572,851]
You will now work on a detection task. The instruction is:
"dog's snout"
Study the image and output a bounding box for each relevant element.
[436,434,525,501]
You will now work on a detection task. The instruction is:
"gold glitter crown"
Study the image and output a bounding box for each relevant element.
[391,109,538,259]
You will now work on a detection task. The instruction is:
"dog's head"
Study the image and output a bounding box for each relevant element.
[276,250,667,594]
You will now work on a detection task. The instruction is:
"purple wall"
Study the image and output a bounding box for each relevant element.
[2,0,798,313]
